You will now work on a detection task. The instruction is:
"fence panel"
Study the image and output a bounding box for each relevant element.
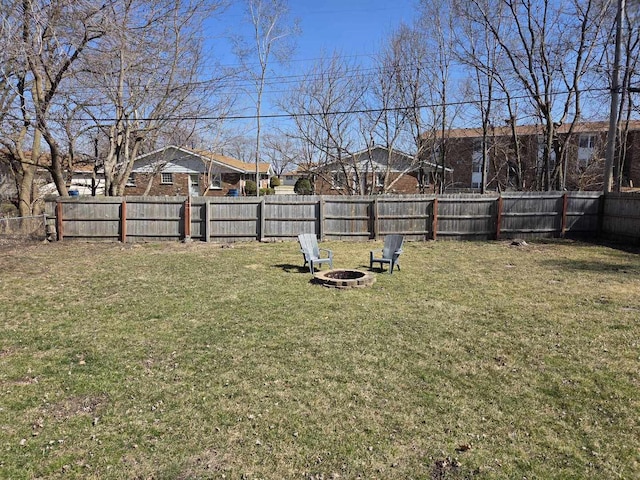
[209,198,260,242]
[437,195,497,240]
[500,193,563,238]
[323,197,372,240]
[190,199,207,241]
[565,193,602,235]
[263,195,319,239]
[61,199,121,240]
[376,195,433,240]
[126,198,184,241]
[603,193,640,242]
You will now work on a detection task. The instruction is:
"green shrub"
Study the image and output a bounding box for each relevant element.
[260,187,274,195]
[270,176,281,188]
[294,177,313,195]
[244,180,257,196]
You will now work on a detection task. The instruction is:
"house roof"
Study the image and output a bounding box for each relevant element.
[316,145,452,172]
[424,120,640,140]
[133,145,273,175]
[193,149,272,175]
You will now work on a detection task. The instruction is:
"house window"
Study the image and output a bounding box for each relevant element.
[375,172,385,187]
[331,172,345,189]
[537,137,557,170]
[161,172,173,184]
[579,134,596,149]
[126,174,136,186]
[209,173,222,189]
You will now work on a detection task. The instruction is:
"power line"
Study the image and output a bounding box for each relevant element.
[67,86,611,123]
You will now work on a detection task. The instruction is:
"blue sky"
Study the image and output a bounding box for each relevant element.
[209,0,419,67]
[289,0,419,65]
[205,0,421,122]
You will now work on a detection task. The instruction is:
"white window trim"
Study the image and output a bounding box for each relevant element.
[331,172,345,190]
[579,134,596,149]
[161,172,173,185]
[209,172,222,189]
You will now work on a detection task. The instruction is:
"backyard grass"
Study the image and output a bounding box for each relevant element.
[0,238,638,479]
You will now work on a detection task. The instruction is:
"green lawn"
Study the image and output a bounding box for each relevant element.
[0,239,638,479]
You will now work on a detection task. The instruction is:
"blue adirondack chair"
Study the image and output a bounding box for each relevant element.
[370,234,404,274]
[298,233,333,274]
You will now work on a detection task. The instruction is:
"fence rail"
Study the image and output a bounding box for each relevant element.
[41,191,640,244]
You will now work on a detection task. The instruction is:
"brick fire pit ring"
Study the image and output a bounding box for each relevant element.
[313,269,376,289]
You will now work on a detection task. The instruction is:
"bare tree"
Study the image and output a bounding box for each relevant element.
[262,133,298,176]
[0,0,108,214]
[280,53,368,194]
[463,0,612,191]
[79,0,227,196]
[418,0,465,193]
[611,0,640,189]
[235,0,298,196]
[382,24,440,193]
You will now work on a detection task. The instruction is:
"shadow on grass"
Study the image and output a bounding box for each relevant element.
[273,263,310,274]
[541,258,639,274]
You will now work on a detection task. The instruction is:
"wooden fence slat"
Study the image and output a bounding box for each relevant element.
[432,198,438,241]
[121,200,127,243]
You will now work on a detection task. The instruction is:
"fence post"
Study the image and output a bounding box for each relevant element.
[431,198,438,241]
[184,196,192,242]
[319,197,325,240]
[496,195,503,240]
[561,193,568,238]
[204,198,211,242]
[373,197,379,240]
[597,193,606,237]
[259,197,265,241]
[56,200,64,241]
[120,200,127,243]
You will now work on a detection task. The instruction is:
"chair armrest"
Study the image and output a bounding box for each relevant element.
[319,248,333,258]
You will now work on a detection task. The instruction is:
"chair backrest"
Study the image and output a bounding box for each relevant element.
[382,234,404,259]
[298,233,320,259]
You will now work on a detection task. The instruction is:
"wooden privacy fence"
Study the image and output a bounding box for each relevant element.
[45,191,631,243]
[601,193,640,243]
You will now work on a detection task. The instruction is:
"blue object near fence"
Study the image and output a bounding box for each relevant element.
[227,189,239,197]
[68,190,80,197]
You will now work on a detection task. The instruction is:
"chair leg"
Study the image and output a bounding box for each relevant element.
[390,261,399,273]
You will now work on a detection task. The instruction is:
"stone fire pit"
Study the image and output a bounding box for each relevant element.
[313,269,376,289]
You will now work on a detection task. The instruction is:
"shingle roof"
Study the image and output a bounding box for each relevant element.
[192,149,271,174]
[423,120,640,140]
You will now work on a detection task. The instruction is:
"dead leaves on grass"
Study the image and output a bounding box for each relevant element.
[41,393,109,421]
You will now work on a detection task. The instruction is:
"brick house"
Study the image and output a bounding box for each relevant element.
[312,146,451,195]
[125,146,274,196]
[421,121,640,192]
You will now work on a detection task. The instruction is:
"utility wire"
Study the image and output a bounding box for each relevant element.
[67,86,611,123]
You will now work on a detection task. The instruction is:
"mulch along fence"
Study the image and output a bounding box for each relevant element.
[44,192,640,244]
